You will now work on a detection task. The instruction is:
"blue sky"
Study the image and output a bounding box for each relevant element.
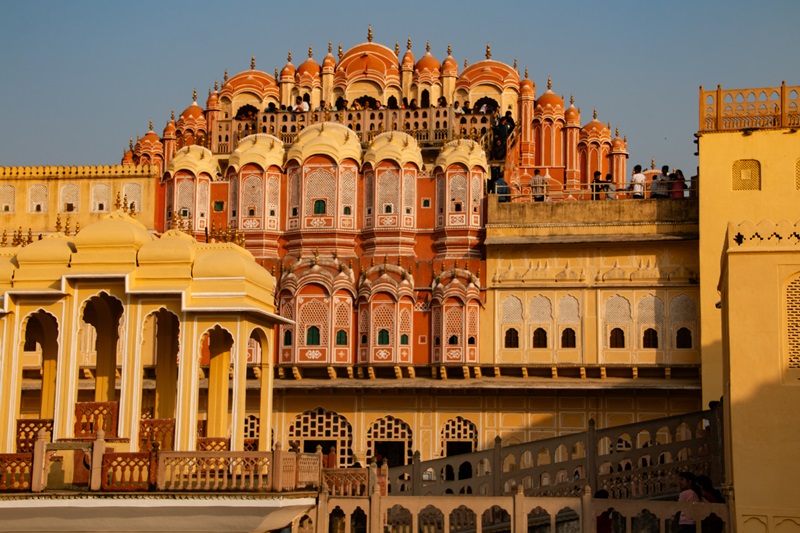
[1,0,798,175]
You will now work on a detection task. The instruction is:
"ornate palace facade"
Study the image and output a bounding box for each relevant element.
[0,31,705,475]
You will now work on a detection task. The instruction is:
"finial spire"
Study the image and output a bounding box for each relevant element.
[193,88,197,102]
[547,76,552,90]
[513,58,517,69]
[524,67,529,79]
[251,56,255,69]
[426,41,430,53]
[308,45,313,58]
[287,50,292,62]
[407,37,411,51]
[129,138,133,150]
[570,94,574,105]
[447,43,452,56]
[338,43,343,60]
[149,119,153,131]
[223,69,228,83]
[367,25,373,42]
[274,67,278,79]
[615,127,619,137]
[593,107,597,120]
[328,41,332,54]
[214,80,218,91]
[395,41,399,55]
[485,43,491,60]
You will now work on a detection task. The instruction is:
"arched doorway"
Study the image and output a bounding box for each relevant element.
[139,308,180,451]
[21,310,59,419]
[198,325,234,443]
[288,407,354,467]
[80,292,124,403]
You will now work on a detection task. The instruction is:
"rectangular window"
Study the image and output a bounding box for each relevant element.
[214,201,225,212]
[65,203,74,212]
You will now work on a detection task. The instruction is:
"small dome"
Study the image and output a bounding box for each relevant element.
[565,104,580,122]
[163,120,176,138]
[297,52,321,77]
[520,78,534,96]
[73,210,153,251]
[122,149,135,165]
[536,90,563,108]
[612,134,626,150]
[582,110,610,135]
[322,52,336,69]
[442,54,458,76]
[16,234,74,267]
[401,50,414,69]
[180,102,204,121]
[280,53,296,78]
[416,51,441,73]
[138,229,197,265]
[140,130,160,145]
[206,91,219,109]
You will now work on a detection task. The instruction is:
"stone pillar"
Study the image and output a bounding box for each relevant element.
[207,333,231,439]
[90,429,106,491]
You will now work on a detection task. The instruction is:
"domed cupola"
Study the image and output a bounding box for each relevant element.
[441,44,458,77]
[280,51,296,80]
[415,41,441,73]
[401,37,415,71]
[322,41,336,72]
[535,76,564,109]
[297,45,321,78]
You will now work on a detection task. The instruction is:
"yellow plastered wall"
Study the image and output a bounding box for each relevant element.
[272,390,701,463]
[722,229,800,527]
[698,129,800,404]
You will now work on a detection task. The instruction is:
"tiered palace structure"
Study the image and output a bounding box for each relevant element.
[0,31,705,473]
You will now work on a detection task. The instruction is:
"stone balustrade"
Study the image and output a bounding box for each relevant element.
[699,82,800,132]
[387,405,722,500]
[220,108,493,153]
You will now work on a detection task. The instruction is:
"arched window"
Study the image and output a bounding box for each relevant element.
[336,329,348,346]
[643,328,659,349]
[676,327,692,349]
[561,328,576,348]
[610,328,625,348]
[533,328,548,348]
[378,329,390,345]
[361,334,368,344]
[313,199,326,215]
[504,328,519,349]
[343,206,351,215]
[307,326,321,345]
[283,329,293,346]
[468,336,476,345]
[384,204,393,214]
[400,334,409,345]
[448,335,459,345]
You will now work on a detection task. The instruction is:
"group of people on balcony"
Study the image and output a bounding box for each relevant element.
[629,165,688,199]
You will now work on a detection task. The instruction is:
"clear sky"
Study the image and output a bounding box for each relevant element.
[1,0,798,175]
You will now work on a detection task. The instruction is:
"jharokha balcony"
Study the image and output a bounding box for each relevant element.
[214,108,494,154]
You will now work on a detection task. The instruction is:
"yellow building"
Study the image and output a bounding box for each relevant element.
[699,83,800,531]
[0,211,285,454]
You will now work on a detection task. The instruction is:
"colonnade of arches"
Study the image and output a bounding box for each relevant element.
[13,294,272,452]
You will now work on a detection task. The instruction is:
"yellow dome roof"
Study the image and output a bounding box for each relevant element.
[363,132,423,169]
[73,210,153,251]
[138,229,197,265]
